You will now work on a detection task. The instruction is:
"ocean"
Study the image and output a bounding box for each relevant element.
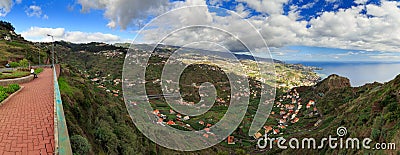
[285,61,400,87]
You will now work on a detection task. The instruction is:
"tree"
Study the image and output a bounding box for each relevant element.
[19,59,29,68]
[70,135,91,155]
[0,21,15,31]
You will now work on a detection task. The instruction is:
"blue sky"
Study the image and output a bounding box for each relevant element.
[0,0,399,62]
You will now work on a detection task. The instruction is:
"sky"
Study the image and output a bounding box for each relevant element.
[0,0,400,62]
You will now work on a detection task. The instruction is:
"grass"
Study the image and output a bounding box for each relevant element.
[0,70,30,80]
[58,77,78,96]
[5,41,30,49]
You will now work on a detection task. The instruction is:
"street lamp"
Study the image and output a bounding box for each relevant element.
[47,34,55,66]
[38,49,40,66]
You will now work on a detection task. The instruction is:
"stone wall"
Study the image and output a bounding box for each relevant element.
[0,75,34,86]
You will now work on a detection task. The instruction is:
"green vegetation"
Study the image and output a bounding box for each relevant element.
[0,70,30,80]
[58,67,160,154]
[0,21,397,154]
[269,74,400,154]
[9,62,19,68]
[0,84,20,102]
[0,21,15,31]
[0,90,7,102]
[56,43,314,154]
[7,59,29,68]
[0,21,51,68]
[70,135,91,155]
[56,42,400,154]
[34,68,44,74]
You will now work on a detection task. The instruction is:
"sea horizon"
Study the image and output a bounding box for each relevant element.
[285,60,400,87]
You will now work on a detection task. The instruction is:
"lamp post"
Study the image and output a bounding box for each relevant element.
[47,34,55,66]
[38,50,40,66]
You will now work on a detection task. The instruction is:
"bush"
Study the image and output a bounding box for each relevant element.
[35,68,44,74]
[387,102,398,112]
[18,59,29,68]
[371,128,381,141]
[70,135,91,155]
[0,84,19,102]
[235,149,247,155]
[6,84,20,93]
[9,62,19,68]
[0,90,8,102]
[7,59,29,68]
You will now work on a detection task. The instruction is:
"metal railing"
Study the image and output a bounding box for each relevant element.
[53,65,73,154]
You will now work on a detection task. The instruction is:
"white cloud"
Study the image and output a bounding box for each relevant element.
[354,0,368,5]
[25,5,42,17]
[242,0,400,52]
[326,0,338,3]
[236,0,289,15]
[21,27,122,43]
[0,0,23,16]
[235,3,250,17]
[77,0,169,29]
[75,0,400,53]
[25,5,49,19]
[0,0,13,16]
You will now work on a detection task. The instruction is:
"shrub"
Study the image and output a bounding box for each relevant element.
[235,149,247,155]
[6,84,20,93]
[387,102,398,112]
[371,128,381,141]
[70,135,91,155]
[0,90,8,102]
[9,62,19,68]
[18,59,29,68]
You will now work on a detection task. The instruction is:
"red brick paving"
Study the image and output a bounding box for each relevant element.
[0,68,54,155]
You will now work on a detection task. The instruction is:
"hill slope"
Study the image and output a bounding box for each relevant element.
[0,21,51,66]
[273,74,400,154]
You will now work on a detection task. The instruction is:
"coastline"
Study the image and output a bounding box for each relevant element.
[285,61,400,87]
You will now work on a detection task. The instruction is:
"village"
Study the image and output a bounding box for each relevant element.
[79,46,324,147]
[253,88,323,140]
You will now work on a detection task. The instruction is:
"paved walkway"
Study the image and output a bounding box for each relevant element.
[0,68,54,155]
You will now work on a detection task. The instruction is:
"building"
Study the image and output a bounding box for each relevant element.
[292,117,300,123]
[183,116,190,121]
[198,120,204,125]
[166,120,175,125]
[264,126,273,134]
[314,119,322,127]
[273,129,280,134]
[227,136,235,144]
[153,109,160,115]
[308,100,315,105]
[253,132,263,139]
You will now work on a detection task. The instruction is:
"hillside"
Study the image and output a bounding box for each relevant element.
[271,74,400,154]
[56,42,399,154]
[1,21,398,154]
[0,21,51,66]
